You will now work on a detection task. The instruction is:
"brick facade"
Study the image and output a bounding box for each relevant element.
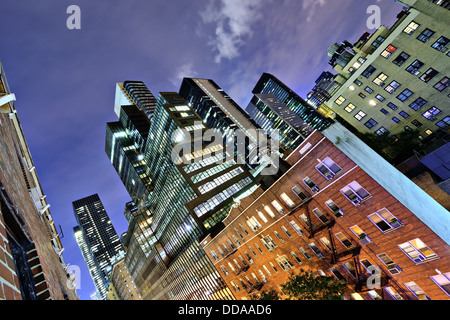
[202,130,450,300]
[0,64,78,300]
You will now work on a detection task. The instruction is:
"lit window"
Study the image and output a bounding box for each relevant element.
[398,238,438,263]
[334,96,346,105]
[340,181,371,205]
[368,208,402,232]
[430,272,450,296]
[403,21,419,35]
[354,110,366,121]
[384,80,401,93]
[315,157,342,180]
[280,193,295,208]
[404,282,429,300]
[344,103,356,113]
[373,73,388,86]
[375,94,385,102]
[364,86,374,94]
[375,127,389,135]
[380,45,397,58]
[271,200,284,214]
[422,106,441,120]
[264,205,276,218]
[350,225,371,245]
[392,117,401,123]
[258,211,268,223]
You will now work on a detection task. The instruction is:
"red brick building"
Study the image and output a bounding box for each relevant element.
[0,61,78,300]
[201,128,450,300]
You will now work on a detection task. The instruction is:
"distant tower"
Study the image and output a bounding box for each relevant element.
[73,194,124,300]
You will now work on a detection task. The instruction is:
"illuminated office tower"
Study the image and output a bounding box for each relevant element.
[106,85,258,300]
[114,81,157,120]
[179,78,284,176]
[250,73,334,137]
[73,194,125,300]
[106,104,153,209]
[246,93,314,150]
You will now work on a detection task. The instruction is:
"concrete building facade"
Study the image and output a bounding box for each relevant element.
[325,0,449,137]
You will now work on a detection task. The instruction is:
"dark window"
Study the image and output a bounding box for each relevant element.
[409,97,428,111]
[420,68,439,83]
[380,108,389,115]
[431,36,449,52]
[411,119,423,128]
[387,102,398,110]
[405,59,424,75]
[417,28,435,43]
[399,111,410,119]
[392,52,410,66]
[436,116,450,129]
[397,89,414,102]
[362,65,377,78]
[433,77,449,92]
[364,118,378,129]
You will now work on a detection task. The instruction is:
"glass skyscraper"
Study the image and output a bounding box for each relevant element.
[106,83,257,300]
[248,73,334,149]
[73,194,125,300]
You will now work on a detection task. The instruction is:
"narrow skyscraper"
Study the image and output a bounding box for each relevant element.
[73,194,125,300]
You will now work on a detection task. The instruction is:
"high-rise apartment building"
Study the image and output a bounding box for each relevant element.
[0,60,78,300]
[324,0,449,137]
[202,123,450,300]
[73,194,125,300]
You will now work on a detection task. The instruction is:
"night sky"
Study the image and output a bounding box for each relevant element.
[0,0,403,300]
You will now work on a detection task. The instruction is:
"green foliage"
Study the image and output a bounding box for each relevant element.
[251,289,281,300]
[254,269,346,300]
[357,128,421,164]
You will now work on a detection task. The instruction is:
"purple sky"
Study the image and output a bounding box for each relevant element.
[0,0,403,300]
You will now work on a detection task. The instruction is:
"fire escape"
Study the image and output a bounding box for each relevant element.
[291,189,410,300]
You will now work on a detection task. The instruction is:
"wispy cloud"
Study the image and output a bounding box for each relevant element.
[302,0,328,23]
[200,0,265,63]
[170,62,199,87]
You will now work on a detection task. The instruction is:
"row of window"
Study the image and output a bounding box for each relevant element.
[222,234,448,299]
[402,20,449,54]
